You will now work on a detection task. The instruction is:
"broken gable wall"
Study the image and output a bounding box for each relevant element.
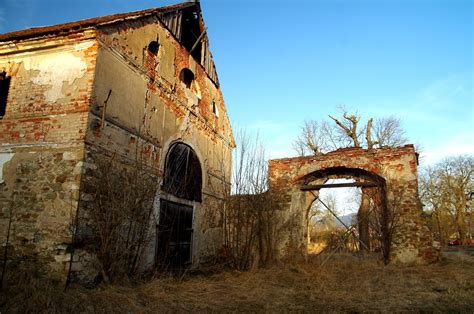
[0,31,98,279]
[268,146,440,264]
[77,13,234,276]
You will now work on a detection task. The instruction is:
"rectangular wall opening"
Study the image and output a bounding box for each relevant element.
[156,199,193,269]
[0,73,11,118]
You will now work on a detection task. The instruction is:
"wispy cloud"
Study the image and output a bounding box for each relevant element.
[369,73,472,124]
[422,133,474,166]
[415,74,471,110]
[234,120,298,160]
[247,120,281,131]
[266,133,298,160]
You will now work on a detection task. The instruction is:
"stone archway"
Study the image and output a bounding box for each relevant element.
[268,145,439,264]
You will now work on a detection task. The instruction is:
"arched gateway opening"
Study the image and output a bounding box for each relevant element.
[156,142,202,269]
[301,167,391,263]
[268,146,440,264]
[307,178,360,254]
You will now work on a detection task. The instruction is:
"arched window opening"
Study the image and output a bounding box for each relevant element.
[147,40,160,55]
[179,68,194,89]
[162,142,202,202]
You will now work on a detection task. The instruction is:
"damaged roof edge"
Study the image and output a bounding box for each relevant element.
[0,2,197,42]
[0,1,221,86]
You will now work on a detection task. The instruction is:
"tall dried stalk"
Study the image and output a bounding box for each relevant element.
[223,131,280,270]
[74,151,158,282]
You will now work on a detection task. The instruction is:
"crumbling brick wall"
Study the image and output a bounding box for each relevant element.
[268,145,440,264]
[0,5,234,282]
[73,16,234,279]
[0,33,98,279]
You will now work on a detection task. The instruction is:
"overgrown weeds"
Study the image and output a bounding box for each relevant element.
[72,151,159,283]
[2,255,473,312]
[223,131,282,270]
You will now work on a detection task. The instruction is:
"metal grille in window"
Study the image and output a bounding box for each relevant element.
[163,143,202,202]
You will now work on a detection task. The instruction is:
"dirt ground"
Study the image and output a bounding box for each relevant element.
[1,253,473,313]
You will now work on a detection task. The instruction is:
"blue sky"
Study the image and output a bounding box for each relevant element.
[0,0,472,165]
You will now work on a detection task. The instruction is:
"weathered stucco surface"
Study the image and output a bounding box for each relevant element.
[0,4,234,281]
[0,32,97,279]
[268,146,440,264]
[85,15,234,272]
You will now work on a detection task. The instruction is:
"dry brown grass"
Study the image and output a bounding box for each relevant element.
[1,254,473,313]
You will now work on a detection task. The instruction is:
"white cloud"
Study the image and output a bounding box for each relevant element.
[266,148,295,160]
[265,131,298,160]
[421,133,474,166]
[235,119,299,160]
[364,74,472,167]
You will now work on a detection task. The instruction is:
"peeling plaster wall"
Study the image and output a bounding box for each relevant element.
[77,18,234,274]
[23,44,89,103]
[0,33,98,279]
[0,14,234,281]
[268,146,440,264]
[0,152,14,183]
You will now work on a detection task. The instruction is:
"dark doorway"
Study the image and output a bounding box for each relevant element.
[156,200,193,268]
[157,143,202,269]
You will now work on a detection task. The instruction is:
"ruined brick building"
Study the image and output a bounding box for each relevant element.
[268,146,440,264]
[0,1,440,283]
[0,2,234,280]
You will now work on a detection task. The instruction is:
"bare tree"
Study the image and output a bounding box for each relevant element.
[71,152,159,283]
[224,131,281,270]
[419,166,448,244]
[314,193,340,229]
[293,120,320,156]
[373,116,408,148]
[231,131,268,196]
[307,192,339,241]
[420,156,473,242]
[365,118,378,149]
[293,110,408,157]
[293,120,343,156]
[328,111,363,148]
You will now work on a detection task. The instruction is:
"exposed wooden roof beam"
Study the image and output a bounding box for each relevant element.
[300,181,380,191]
